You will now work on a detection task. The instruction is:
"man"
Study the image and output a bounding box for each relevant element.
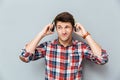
[19,12,108,80]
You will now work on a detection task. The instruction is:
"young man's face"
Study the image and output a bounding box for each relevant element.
[56,21,73,42]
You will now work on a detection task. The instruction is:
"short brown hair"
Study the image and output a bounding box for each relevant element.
[53,12,75,27]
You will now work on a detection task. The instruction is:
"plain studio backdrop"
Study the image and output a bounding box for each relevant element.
[0,0,120,80]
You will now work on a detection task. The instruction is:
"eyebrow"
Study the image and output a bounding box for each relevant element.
[57,24,70,27]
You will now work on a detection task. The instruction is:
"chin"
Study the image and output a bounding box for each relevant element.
[60,37,70,41]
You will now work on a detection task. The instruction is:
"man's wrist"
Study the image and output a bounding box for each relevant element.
[82,32,90,39]
[39,32,46,38]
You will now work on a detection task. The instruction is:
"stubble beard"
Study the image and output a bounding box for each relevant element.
[59,35,72,42]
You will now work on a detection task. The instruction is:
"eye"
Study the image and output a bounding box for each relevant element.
[57,26,62,29]
[65,26,70,29]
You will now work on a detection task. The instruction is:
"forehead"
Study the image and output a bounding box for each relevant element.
[56,21,72,26]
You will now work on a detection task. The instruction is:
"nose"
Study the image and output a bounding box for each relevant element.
[62,28,66,33]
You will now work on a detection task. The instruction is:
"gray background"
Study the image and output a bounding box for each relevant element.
[0,0,120,80]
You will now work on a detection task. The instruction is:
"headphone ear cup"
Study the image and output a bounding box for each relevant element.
[51,22,55,32]
[74,26,77,32]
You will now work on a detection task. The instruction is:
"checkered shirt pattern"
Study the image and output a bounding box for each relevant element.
[20,39,108,80]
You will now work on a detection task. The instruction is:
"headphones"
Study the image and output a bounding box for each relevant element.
[51,22,55,32]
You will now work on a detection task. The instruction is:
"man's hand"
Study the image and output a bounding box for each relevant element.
[41,24,54,37]
[74,23,87,38]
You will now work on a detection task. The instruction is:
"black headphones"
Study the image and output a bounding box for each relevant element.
[51,22,55,32]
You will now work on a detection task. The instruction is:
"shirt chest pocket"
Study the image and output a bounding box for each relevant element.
[69,53,80,66]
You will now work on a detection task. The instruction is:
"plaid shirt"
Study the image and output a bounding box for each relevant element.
[20,39,108,80]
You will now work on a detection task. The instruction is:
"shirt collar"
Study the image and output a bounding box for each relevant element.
[53,38,77,47]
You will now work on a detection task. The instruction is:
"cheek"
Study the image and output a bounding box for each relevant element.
[67,29,73,34]
[56,31,62,35]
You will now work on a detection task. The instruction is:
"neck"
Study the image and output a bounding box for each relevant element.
[58,37,72,47]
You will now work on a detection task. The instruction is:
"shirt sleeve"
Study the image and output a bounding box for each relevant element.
[82,43,108,65]
[19,41,49,63]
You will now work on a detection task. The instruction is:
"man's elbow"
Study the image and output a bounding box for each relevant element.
[19,56,29,63]
[99,58,108,65]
